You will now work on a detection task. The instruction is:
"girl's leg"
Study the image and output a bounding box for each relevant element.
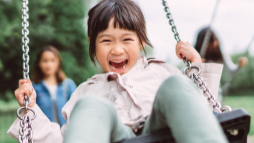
[64,95,135,143]
[142,75,228,143]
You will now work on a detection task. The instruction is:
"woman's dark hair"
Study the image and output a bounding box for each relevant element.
[33,45,66,83]
[194,27,223,62]
[87,0,152,64]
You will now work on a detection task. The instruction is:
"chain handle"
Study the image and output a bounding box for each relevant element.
[16,0,37,142]
[161,0,231,114]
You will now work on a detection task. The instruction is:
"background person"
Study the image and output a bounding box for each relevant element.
[32,45,77,126]
[194,27,248,102]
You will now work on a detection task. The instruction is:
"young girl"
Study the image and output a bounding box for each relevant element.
[9,0,227,143]
[32,46,77,126]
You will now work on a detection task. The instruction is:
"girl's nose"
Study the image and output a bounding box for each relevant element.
[111,46,125,55]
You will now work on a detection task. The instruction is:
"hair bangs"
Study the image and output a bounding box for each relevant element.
[90,0,140,37]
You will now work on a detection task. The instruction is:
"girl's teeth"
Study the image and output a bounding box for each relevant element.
[111,63,127,70]
[112,60,124,63]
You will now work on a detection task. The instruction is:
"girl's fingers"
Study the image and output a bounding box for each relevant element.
[27,78,32,85]
[15,84,33,98]
[23,83,33,96]
[176,41,186,60]
[15,79,36,108]
[14,89,22,99]
[14,89,26,106]
[22,87,33,97]
[18,79,34,93]
[186,42,192,46]
[19,79,29,87]
[176,49,183,60]
[27,79,34,92]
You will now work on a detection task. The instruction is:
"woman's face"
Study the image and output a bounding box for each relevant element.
[39,51,59,76]
[95,18,144,75]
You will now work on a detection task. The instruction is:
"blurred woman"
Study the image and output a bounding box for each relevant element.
[194,27,248,101]
[32,45,77,126]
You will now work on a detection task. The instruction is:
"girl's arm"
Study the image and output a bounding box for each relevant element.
[163,41,223,105]
[162,62,223,104]
[8,104,64,143]
[8,79,87,142]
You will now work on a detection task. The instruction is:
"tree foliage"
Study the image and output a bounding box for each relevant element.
[0,0,96,100]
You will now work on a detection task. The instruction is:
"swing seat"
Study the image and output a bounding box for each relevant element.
[118,109,250,143]
[218,109,250,143]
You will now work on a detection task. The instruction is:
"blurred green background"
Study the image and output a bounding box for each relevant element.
[0,0,97,142]
[0,0,97,102]
[0,0,253,142]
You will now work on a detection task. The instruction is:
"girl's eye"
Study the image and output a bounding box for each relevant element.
[124,39,132,41]
[102,40,111,42]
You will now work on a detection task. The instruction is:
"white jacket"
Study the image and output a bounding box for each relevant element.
[8,57,223,143]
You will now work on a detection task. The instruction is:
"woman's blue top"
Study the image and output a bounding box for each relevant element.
[33,78,77,126]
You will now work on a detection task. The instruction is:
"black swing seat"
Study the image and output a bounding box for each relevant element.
[118,109,251,143]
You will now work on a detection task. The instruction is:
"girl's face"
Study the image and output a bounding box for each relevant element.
[39,51,59,76]
[95,18,144,75]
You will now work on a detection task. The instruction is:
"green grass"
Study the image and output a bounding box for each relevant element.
[0,99,19,143]
[223,95,254,135]
[0,111,18,143]
[0,100,20,112]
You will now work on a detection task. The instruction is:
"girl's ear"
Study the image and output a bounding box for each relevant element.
[88,37,90,44]
[140,41,145,50]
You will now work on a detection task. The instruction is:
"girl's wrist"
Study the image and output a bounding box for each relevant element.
[191,56,202,63]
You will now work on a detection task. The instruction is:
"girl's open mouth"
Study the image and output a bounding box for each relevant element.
[109,59,128,70]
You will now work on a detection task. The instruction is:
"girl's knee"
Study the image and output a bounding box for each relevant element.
[156,74,200,101]
[163,75,193,87]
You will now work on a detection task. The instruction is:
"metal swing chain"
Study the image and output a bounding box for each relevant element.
[161,0,231,114]
[16,0,37,143]
[200,0,220,58]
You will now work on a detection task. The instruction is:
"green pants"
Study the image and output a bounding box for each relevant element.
[64,75,227,143]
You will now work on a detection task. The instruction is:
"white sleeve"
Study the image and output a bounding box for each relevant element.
[7,104,64,143]
[7,81,89,143]
[190,62,223,100]
[162,62,223,101]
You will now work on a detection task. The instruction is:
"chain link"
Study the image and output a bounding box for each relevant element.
[21,0,29,80]
[161,0,231,114]
[16,0,36,142]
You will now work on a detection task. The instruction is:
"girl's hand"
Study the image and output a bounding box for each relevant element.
[176,41,202,63]
[14,79,36,108]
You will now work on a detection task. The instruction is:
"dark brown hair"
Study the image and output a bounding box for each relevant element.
[194,27,223,62]
[87,0,152,64]
[33,45,66,83]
